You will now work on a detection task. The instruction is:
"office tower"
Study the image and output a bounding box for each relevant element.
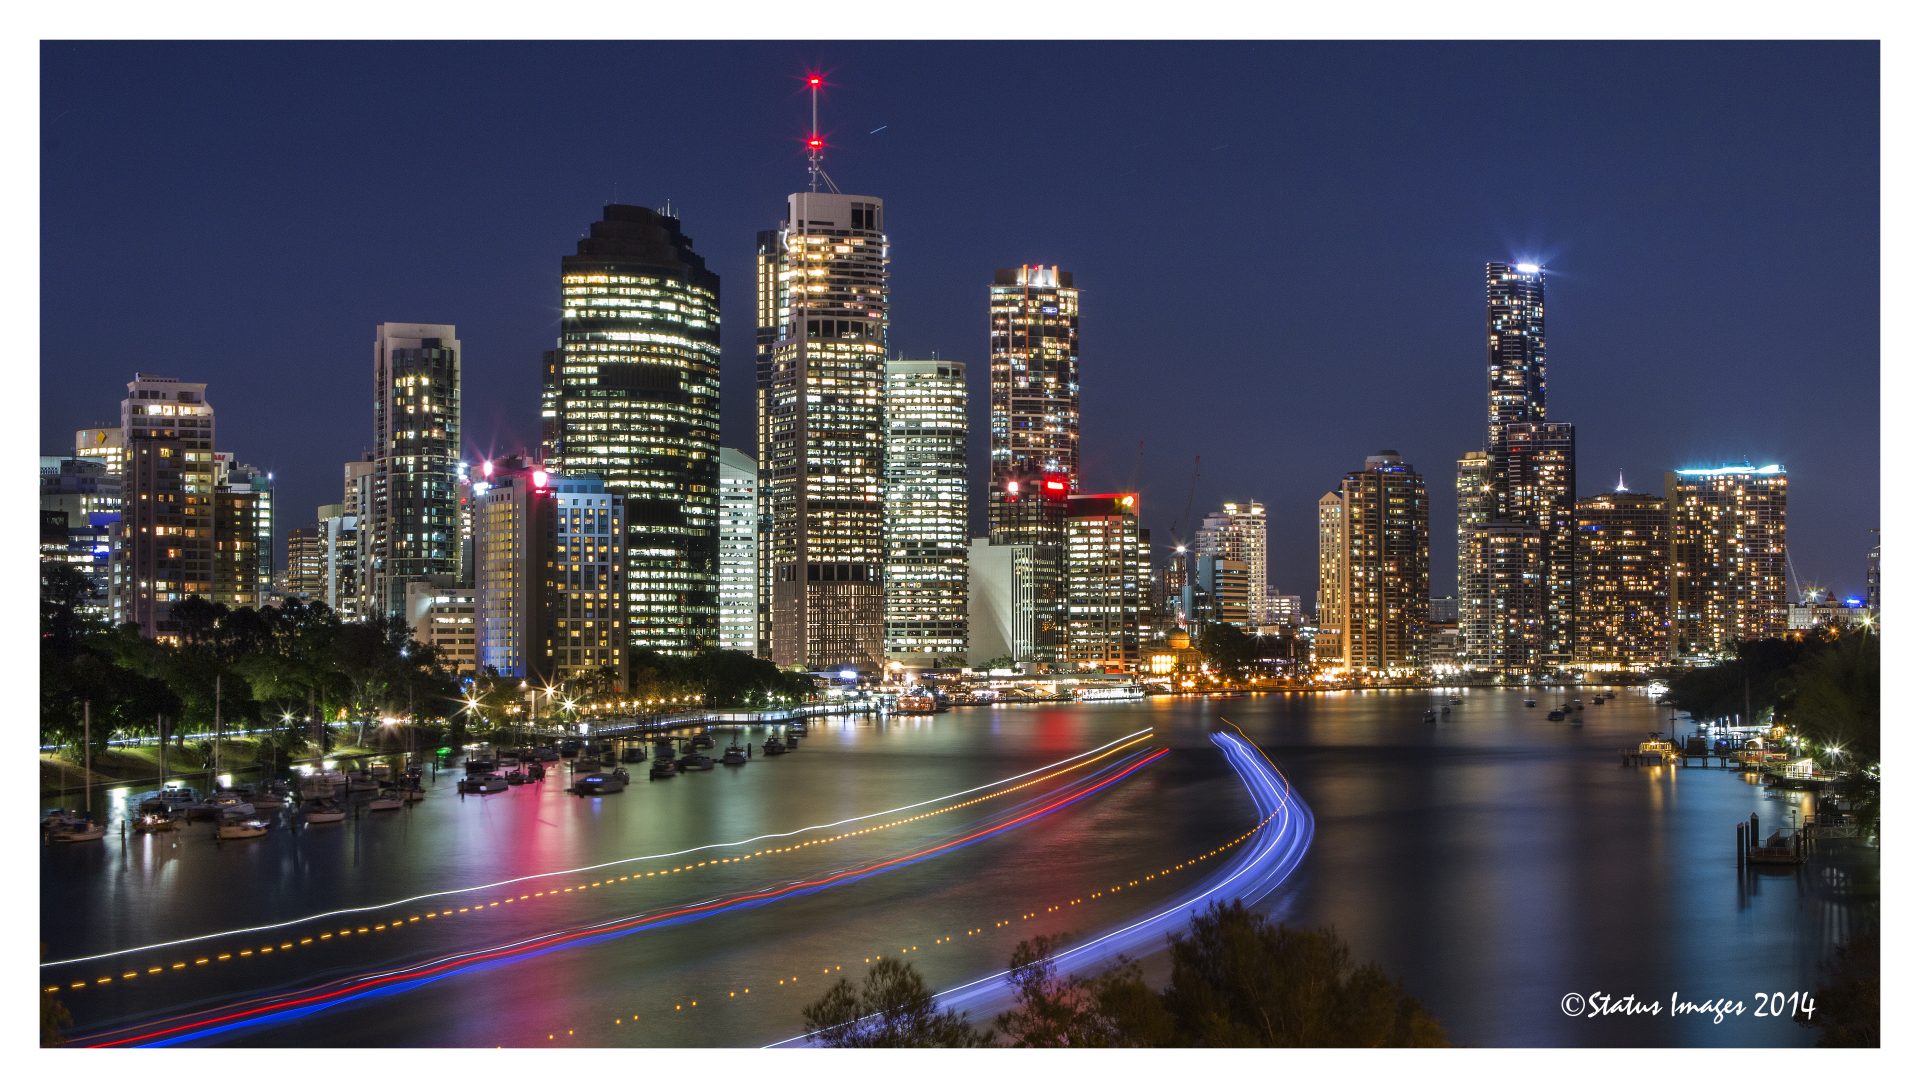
[1153,546,1191,631]
[969,537,1036,666]
[318,503,361,619]
[1667,464,1789,656]
[1315,492,1346,664]
[1497,422,1576,664]
[75,427,126,477]
[545,206,722,655]
[987,265,1079,663]
[1063,493,1149,671]
[717,446,759,654]
[213,462,274,610]
[405,580,477,677]
[1194,556,1251,628]
[40,458,118,619]
[362,323,462,620]
[1573,489,1671,669]
[1194,501,1267,627]
[756,188,889,671]
[1323,452,1429,672]
[1485,262,1547,450]
[883,359,969,665]
[1266,593,1303,627]
[113,374,216,640]
[286,526,325,599]
[473,457,627,683]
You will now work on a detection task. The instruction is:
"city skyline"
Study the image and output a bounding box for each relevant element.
[38,41,1880,602]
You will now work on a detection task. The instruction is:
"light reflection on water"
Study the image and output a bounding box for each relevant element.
[41,690,1869,1047]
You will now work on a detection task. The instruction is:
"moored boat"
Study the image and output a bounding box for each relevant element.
[458,773,510,795]
[762,737,788,756]
[216,813,271,840]
[367,789,405,812]
[46,815,106,843]
[722,745,747,766]
[575,772,626,795]
[303,800,347,824]
[649,758,678,780]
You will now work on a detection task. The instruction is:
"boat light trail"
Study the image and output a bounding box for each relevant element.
[43,728,1152,970]
[766,726,1312,1048]
[80,747,1169,1047]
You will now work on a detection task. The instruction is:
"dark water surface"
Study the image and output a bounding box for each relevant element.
[41,689,1869,1047]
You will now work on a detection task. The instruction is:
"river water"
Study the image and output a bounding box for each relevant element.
[40,688,1870,1047]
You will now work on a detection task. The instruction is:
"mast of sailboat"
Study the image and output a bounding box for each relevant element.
[82,698,91,817]
[213,672,223,788]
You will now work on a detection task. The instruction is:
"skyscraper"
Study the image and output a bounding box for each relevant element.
[1485,262,1548,451]
[756,189,890,671]
[364,323,462,620]
[1497,421,1576,664]
[1574,488,1670,669]
[716,446,758,654]
[987,265,1079,664]
[1667,464,1789,656]
[213,461,274,610]
[1062,493,1149,671]
[883,359,969,665]
[1194,501,1267,627]
[286,526,325,599]
[546,205,722,656]
[1323,452,1430,673]
[114,374,216,641]
[1315,492,1345,664]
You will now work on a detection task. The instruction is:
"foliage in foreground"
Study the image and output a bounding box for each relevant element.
[1803,927,1879,1047]
[806,900,1445,1047]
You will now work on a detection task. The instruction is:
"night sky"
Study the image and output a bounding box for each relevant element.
[39,41,1880,602]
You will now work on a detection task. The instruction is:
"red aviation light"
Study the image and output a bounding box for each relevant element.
[532,469,550,490]
[806,135,825,150]
[807,74,823,87]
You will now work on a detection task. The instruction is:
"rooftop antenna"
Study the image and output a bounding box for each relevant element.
[806,72,840,194]
[1615,469,1628,493]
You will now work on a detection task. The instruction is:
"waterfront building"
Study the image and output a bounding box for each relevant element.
[1667,464,1789,655]
[968,537,1036,666]
[986,265,1079,664]
[1315,491,1346,663]
[1463,521,1546,676]
[756,188,889,671]
[544,206,722,655]
[1062,493,1149,672]
[1322,452,1429,673]
[473,457,627,684]
[1455,449,1493,663]
[1787,590,1871,634]
[113,374,216,641]
[213,462,274,610]
[405,579,477,678]
[1572,488,1669,669]
[1194,501,1267,627]
[1497,421,1577,666]
[716,446,758,654]
[883,359,969,665]
[286,526,325,599]
[361,323,463,621]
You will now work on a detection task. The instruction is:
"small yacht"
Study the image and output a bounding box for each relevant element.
[691,733,715,750]
[250,788,285,810]
[217,812,271,840]
[1440,706,1451,718]
[762,737,788,756]
[649,758,678,781]
[1448,696,1463,706]
[504,766,529,785]
[133,797,178,832]
[526,762,547,782]
[1546,709,1566,722]
[367,788,405,812]
[1423,709,1438,724]
[787,721,809,736]
[677,752,715,772]
[1523,697,1537,708]
[157,785,198,808]
[621,746,648,764]
[302,771,346,800]
[346,771,381,793]
[894,692,937,714]
[459,773,510,795]
[46,814,105,844]
[302,800,347,824]
[575,772,626,795]
[722,745,747,767]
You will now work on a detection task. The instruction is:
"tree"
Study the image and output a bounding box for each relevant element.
[1196,622,1261,681]
[1802,928,1878,1047]
[996,902,1446,1047]
[801,957,991,1047]
[1780,628,1879,763]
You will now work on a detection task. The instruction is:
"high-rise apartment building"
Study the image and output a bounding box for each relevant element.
[405,580,477,678]
[1062,493,1150,671]
[1462,522,1544,676]
[473,457,627,683]
[1485,262,1548,450]
[213,462,274,610]
[756,189,889,671]
[544,206,722,655]
[1667,464,1788,656]
[1315,492,1346,662]
[986,265,1079,664]
[1574,488,1670,669]
[75,427,126,478]
[1321,452,1429,673]
[1455,449,1492,660]
[883,360,969,665]
[363,323,462,620]
[1194,501,1267,627]
[114,374,216,640]
[318,503,361,619]
[1497,422,1576,664]
[716,446,758,654]
[1867,532,1880,614]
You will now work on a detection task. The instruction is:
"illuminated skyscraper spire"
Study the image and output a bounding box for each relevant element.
[805,72,838,194]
